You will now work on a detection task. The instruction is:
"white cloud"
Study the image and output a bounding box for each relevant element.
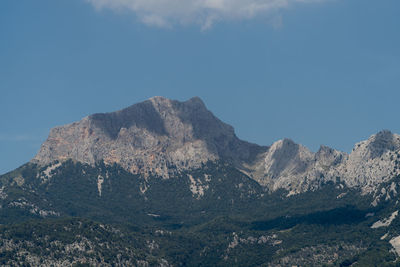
[85,0,329,29]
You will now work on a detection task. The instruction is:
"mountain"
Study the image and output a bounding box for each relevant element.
[248,131,400,196]
[32,96,400,196]
[2,96,400,266]
[32,96,266,178]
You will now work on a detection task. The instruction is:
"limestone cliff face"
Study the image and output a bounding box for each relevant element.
[336,130,400,193]
[32,96,266,178]
[247,130,400,195]
[32,97,400,195]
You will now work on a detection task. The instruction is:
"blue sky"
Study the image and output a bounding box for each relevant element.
[1,0,399,174]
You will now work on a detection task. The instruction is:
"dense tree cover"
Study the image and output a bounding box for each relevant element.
[0,161,399,266]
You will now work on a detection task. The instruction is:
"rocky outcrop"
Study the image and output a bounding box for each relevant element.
[335,130,400,193]
[247,130,400,195]
[32,96,400,195]
[32,96,266,178]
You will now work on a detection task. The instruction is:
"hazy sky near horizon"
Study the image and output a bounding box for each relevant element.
[1,0,399,174]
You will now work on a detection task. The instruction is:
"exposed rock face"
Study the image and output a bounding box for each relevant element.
[32,96,400,194]
[336,130,400,193]
[244,139,315,190]
[247,130,400,195]
[32,96,266,178]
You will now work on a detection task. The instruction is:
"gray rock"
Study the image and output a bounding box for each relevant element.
[247,130,400,195]
[32,97,400,195]
[32,96,267,178]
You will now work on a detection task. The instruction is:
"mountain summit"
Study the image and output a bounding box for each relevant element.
[32,96,265,178]
[32,97,400,195]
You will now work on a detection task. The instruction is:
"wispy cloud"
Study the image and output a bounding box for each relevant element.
[85,0,330,30]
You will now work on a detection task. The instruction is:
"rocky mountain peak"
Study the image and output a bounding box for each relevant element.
[32,97,263,178]
[247,129,400,195]
[266,138,311,169]
[89,98,168,140]
[315,145,345,167]
[366,130,400,158]
[349,130,400,161]
[247,138,314,188]
[31,96,400,196]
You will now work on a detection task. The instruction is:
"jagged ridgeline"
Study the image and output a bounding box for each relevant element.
[1,96,400,266]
